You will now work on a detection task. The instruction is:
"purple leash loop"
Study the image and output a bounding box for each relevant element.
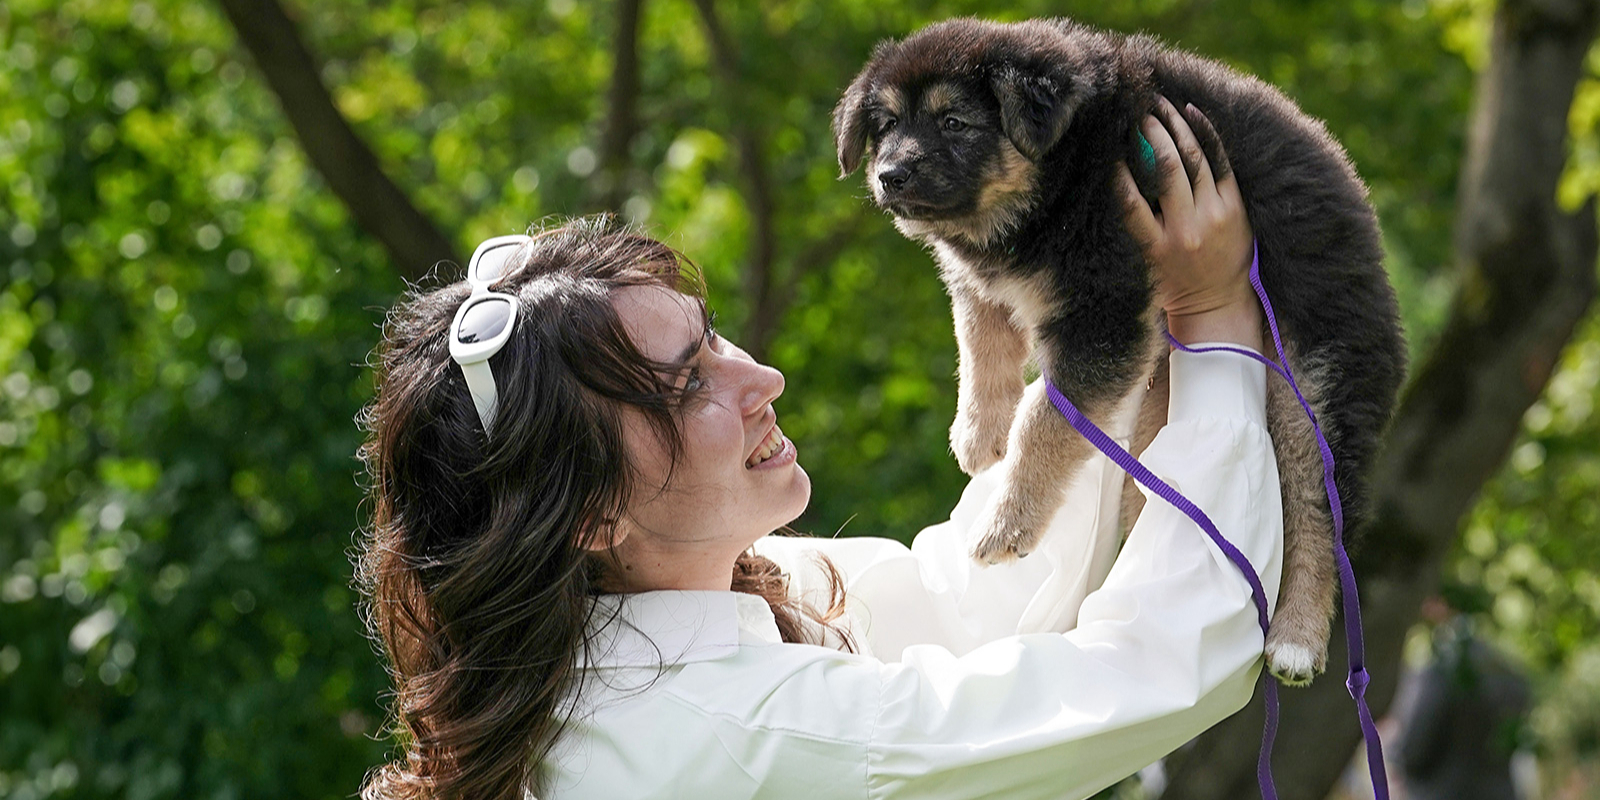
[1044,240,1388,800]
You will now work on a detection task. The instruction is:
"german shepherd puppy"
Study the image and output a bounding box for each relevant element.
[834,18,1405,685]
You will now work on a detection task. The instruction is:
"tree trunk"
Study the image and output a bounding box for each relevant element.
[215,0,458,283]
[593,0,645,211]
[688,0,782,360]
[1160,1,1600,798]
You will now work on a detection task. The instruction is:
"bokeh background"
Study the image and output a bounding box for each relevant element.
[1,0,1598,798]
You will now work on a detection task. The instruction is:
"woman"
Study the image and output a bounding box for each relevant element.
[357,104,1280,799]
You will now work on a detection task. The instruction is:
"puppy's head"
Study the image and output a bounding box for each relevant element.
[833,18,1113,243]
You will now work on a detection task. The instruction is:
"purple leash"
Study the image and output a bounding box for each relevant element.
[1044,240,1388,800]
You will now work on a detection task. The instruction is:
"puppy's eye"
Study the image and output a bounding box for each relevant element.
[943,117,967,133]
[879,118,898,135]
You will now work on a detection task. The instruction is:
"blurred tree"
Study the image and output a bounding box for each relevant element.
[1163,0,1600,796]
[0,0,407,795]
[593,0,643,211]
[215,0,457,282]
[2,0,1599,798]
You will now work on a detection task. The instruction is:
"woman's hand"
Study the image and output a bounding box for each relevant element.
[1117,96,1262,350]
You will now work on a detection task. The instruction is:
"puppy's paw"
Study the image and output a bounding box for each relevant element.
[951,412,1009,476]
[969,496,1045,566]
[1265,640,1325,687]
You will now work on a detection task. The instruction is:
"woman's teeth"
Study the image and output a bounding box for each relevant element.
[747,425,784,468]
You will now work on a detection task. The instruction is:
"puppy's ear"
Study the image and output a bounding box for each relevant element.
[991,64,1075,161]
[833,69,874,177]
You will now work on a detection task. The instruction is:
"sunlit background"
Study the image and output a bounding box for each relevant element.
[1,0,1598,797]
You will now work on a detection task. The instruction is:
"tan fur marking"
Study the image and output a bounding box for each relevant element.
[899,140,1039,249]
[977,141,1037,208]
[922,82,957,116]
[948,282,1030,475]
[875,86,905,118]
[1264,356,1337,685]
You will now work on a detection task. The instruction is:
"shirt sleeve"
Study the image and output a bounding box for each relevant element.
[763,345,1283,798]
[756,377,1150,660]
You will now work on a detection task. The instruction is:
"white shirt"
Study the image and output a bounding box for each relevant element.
[546,347,1283,799]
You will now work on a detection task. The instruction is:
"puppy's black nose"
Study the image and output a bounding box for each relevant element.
[878,165,911,192]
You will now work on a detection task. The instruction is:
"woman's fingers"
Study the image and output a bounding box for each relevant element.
[1115,162,1160,244]
[1141,112,1193,221]
[1130,99,1254,326]
[1125,99,1245,269]
[1181,102,1233,186]
[1154,95,1214,196]
[1180,102,1246,225]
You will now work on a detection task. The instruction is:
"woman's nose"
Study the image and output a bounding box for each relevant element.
[740,359,785,416]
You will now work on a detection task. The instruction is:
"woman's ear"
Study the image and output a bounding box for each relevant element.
[578,515,628,552]
[990,63,1077,161]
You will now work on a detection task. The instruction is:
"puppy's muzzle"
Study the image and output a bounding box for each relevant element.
[878,164,912,192]
[875,159,949,218]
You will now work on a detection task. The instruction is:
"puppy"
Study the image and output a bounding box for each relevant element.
[833,18,1406,685]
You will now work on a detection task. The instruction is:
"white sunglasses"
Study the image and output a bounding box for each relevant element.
[449,235,532,434]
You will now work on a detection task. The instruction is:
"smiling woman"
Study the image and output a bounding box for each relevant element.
[354,218,851,800]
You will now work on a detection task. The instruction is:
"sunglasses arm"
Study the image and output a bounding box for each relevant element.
[459,358,500,434]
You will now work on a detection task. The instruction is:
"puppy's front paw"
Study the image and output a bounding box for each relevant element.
[969,494,1045,566]
[1265,639,1325,687]
[951,412,1009,476]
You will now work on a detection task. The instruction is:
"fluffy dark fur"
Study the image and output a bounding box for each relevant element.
[834,17,1406,684]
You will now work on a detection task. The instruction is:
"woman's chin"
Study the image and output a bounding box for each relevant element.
[789,464,812,517]
[766,464,811,534]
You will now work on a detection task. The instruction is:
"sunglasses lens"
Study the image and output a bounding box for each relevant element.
[457,297,512,344]
[472,242,521,283]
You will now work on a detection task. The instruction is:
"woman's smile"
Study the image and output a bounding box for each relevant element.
[747,422,794,469]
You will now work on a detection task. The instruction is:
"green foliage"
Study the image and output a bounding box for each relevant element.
[1451,313,1600,756]
[0,0,1595,797]
[0,0,400,796]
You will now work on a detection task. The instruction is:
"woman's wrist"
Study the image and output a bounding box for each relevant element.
[1166,295,1264,351]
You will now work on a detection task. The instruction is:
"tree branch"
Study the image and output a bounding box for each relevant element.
[1161,1,1600,797]
[593,0,644,211]
[689,0,780,356]
[215,0,458,283]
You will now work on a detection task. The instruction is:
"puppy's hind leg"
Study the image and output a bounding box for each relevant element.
[1117,354,1170,537]
[1264,372,1337,686]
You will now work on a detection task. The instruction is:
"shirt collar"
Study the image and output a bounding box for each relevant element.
[579,590,782,669]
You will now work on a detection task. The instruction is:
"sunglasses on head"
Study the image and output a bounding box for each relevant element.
[449,235,532,434]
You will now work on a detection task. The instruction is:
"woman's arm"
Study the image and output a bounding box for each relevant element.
[858,343,1279,799]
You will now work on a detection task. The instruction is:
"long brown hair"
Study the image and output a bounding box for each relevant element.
[355,217,847,800]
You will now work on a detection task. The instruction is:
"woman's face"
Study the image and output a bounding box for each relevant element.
[604,284,810,590]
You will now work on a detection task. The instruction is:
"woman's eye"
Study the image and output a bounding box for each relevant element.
[943,117,967,133]
[684,367,705,392]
